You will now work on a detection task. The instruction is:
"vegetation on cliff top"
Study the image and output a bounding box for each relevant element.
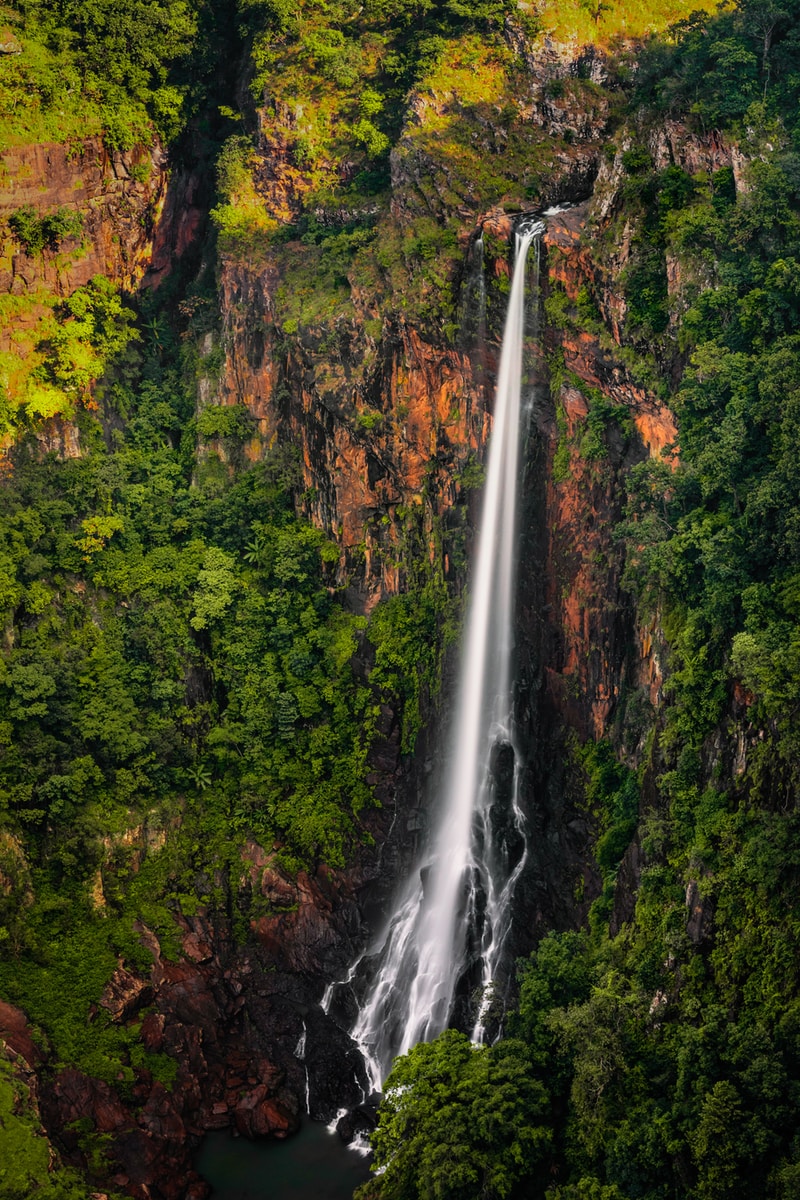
[0,0,201,148]
[216,0,708,338]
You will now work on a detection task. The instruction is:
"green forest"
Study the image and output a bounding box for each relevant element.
[2,0,800,1195]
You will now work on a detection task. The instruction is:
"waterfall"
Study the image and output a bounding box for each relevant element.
[459,231,487,352]
[349,218,545,1091]
[294,1020,311,1113]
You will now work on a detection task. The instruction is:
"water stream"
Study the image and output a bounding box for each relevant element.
[348,219,545,1090]
[293,1020,311,1113]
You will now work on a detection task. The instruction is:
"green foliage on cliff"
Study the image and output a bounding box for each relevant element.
[212,0,714,344]
[0,324,373,873]
[0,0,235,148]
[359,1030,552,1200]
[7,206,84,257]
[620,56,800,786]
[0,259,445,1088]
[0,1053,102,1200]
[219,0,617,336]
[1,275,140,431]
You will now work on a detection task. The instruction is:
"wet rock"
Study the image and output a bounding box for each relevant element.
[0,999,43,1066]
[99,968,153,1023]
[233,1084,300,1138]
[140,1084,186,1141]
[491,740,516,799]
[302,1011,370,1122]
[140,1011,166,1052]
[44,1068,130,1136]
[336,1103,377,1144]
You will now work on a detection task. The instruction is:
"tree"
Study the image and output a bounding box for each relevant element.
[737,0,791,93]
[579,0,611,25]
[361,1031,551,1200]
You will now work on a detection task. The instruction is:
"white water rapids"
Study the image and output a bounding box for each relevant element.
[344,219,545,1093]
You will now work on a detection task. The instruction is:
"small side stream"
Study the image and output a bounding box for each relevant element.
[197,1121,372,1199]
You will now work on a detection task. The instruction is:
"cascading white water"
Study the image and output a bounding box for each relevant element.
[349,219,545,1092]
[294,1020,311,1112]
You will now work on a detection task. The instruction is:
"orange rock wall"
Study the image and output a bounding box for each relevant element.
[534,204,678,739]
[215,255,489,608]
[0,138,167,315]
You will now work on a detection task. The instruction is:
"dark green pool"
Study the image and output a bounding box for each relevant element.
[197,1121,373,1199]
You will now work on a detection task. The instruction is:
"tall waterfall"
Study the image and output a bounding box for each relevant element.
[350,219,545,1092]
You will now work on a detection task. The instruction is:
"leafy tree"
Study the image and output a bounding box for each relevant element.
[361,1031,551,1200]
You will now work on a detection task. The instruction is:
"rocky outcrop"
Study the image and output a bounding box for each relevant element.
[534,203,677,742]
[0,998,43,1066]
[0,135,170,462]
[0,138,166,317]
[37,903,369,1200]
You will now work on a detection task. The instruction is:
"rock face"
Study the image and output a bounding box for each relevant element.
[0,138,167,316]
[0,998,44,1066]
[0,133,214,461]
[39,904,371,1199]
[0,135,170,460]
[201,31,619,607]
[177,58,681,1066]
[535,205,678,735]
[213,255,489,606]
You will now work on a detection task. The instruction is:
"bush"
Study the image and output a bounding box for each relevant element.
[8,206,84,255]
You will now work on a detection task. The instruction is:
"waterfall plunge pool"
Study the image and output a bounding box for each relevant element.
[197,1121,372,1200]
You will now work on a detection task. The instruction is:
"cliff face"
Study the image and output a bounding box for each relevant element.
[0,136,168,457]
[529,113,749,745]
[214,257,487,607]
[182,38,637,983]
[0,21,767,1200]
[0,139,166,305]
[205,33,617,604]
